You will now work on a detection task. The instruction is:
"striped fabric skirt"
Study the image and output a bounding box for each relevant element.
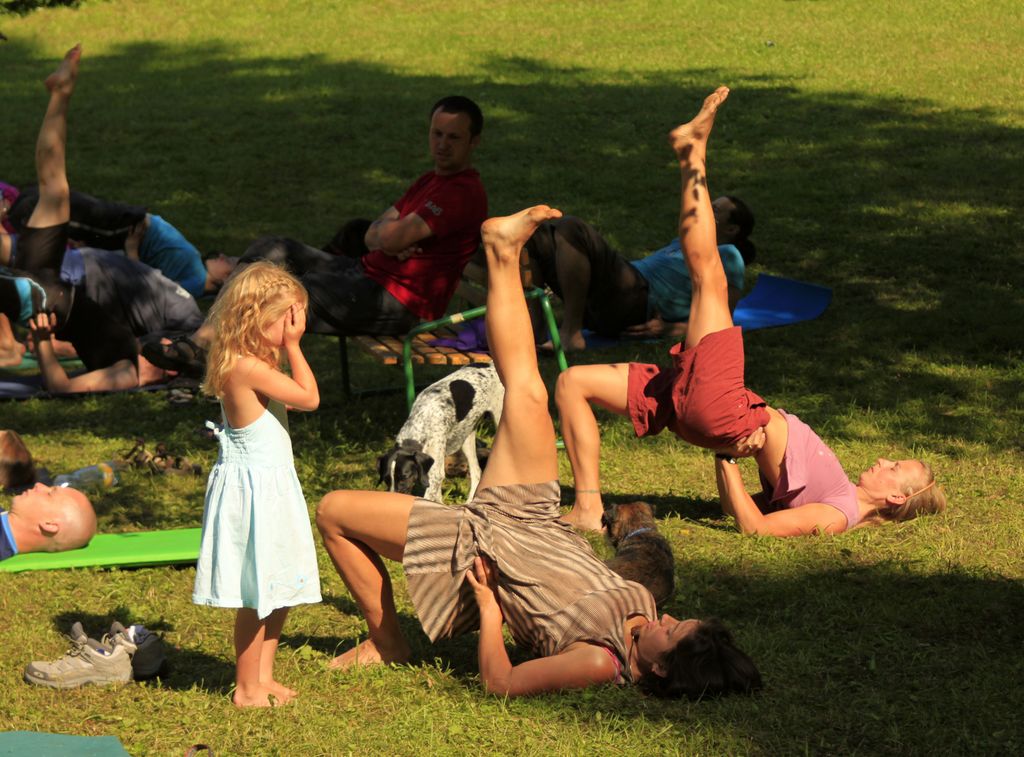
[402,480,656,661]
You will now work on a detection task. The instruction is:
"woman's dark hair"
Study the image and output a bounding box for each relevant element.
[723,195,756,266]
[430,95,484,137]
[637,618,762,700]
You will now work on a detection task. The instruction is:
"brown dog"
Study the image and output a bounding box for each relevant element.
[602,501,675,606]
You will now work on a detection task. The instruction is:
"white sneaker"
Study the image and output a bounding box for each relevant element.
[24,622,132,689]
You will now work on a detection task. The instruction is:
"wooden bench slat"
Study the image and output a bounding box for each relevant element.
[351,329,495,367]
[344,250,532,395]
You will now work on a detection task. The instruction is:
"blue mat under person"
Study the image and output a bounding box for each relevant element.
[429,272,832,355]
[580,272,831,350]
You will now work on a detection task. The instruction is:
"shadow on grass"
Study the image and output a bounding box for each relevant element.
[0,0,82,17]
[566,488,726,523]
[51,606,235,693]
[630,565,1023,752]
[1,37,1020,451]
[301,592,437,665]
[303,563,1022,752]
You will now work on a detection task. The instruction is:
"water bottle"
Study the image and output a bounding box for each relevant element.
[53,462,121,490]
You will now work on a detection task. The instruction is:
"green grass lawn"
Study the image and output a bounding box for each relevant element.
[2,0,1023,753]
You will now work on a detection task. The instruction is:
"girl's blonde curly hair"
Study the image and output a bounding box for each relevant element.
[201,261,308,398]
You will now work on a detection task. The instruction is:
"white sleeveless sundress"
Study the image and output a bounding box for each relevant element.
[193,400,321,619]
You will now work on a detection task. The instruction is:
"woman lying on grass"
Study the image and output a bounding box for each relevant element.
[556,87,946,537]
[316,199,761,698]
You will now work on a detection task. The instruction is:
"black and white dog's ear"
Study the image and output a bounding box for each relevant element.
[415,452,433,492]
[415,452,434,472]
[377,450,395,486]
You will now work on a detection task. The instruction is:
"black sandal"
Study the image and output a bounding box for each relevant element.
[141,333,206,378]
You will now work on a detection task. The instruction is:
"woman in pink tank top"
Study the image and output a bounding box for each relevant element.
[555,88,946,536]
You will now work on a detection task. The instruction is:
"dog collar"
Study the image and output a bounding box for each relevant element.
[621,526,655,542]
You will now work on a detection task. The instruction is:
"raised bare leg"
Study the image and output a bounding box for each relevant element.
[27,45,80,231]
[315,490,415,669]
[669,87,735,351]
[555,364,631,531]
[259,607,297,703]
[477,206,563,491]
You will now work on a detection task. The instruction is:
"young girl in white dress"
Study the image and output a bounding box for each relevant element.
[192,261,322,708]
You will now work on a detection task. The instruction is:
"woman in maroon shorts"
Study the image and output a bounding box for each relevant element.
[556,87,946,536]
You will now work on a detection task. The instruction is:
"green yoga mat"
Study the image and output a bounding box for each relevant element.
[5,353,85,371]
[0,528,201,573]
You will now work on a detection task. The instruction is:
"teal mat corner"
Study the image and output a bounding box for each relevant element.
[0,732,130,757]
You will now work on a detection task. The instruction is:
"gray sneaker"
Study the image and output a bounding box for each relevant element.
[108,621,166,680]
[24,622,132,689]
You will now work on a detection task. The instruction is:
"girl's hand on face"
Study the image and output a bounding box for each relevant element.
[283,303,306,345]
[466,555,502,616]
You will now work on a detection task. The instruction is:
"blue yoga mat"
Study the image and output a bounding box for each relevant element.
[0,374,48,399]
[731,273,832,331]
[579,273,832,350]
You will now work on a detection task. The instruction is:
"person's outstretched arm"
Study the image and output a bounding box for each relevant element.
[29,313,137,393]
[715,458,847,537]
[466,557,617,697]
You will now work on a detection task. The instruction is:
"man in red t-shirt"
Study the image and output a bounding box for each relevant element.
[141,98,488,376]
[303,96,488,334]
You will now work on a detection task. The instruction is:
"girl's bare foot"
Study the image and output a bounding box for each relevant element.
[481,206,563,266]
[328,638,411,670]
[668,86,730,159]
[232,683,274,708]
[264,679,298,704]
[44,44,81,97]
